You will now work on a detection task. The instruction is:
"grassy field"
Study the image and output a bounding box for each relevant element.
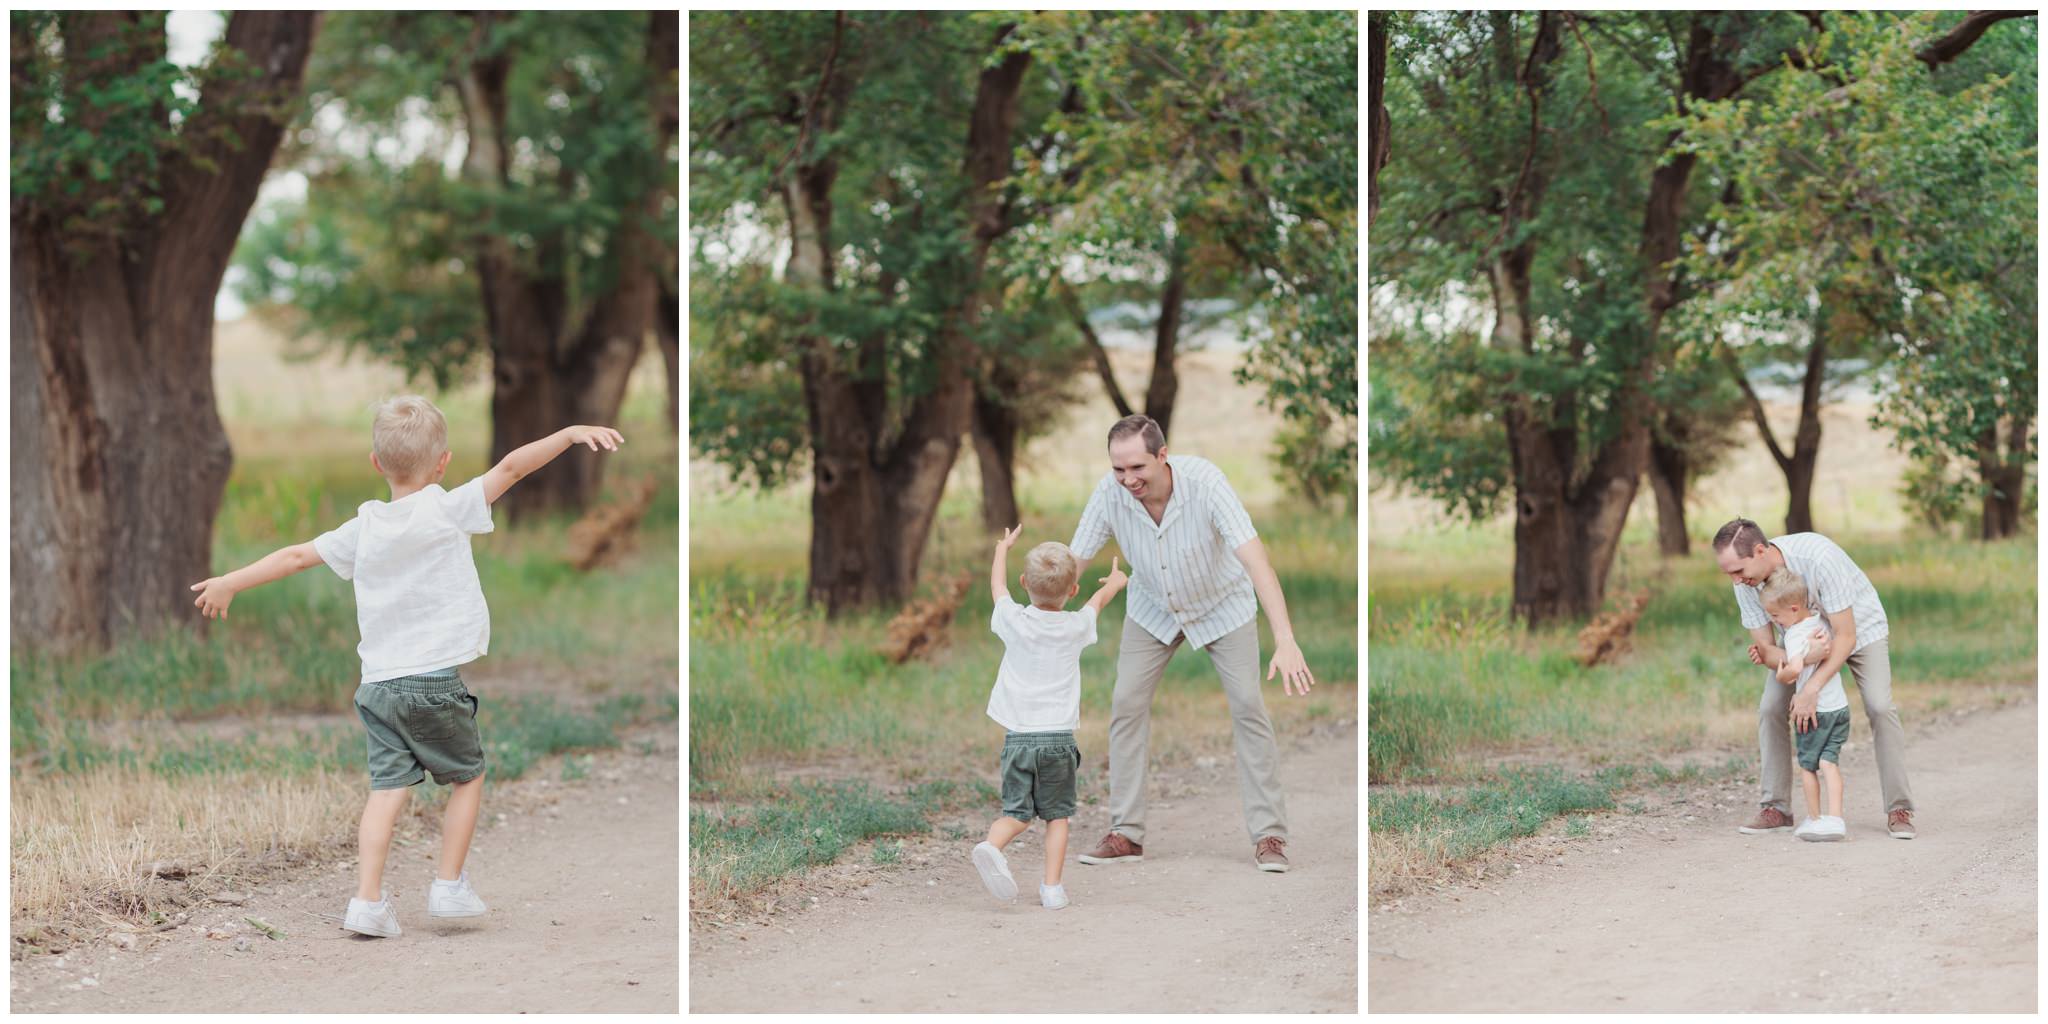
[10,319,679,948]
[1366,398,2037,899]
[688,348,1360,915]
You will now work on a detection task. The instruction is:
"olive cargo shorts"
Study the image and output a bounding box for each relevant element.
[354,668,485,789]
[999,730,1080,823]
[1795,707,1851,773]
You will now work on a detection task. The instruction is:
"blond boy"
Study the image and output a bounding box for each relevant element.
[1760,567,1849,842]
[972,525,1127,910]
[190,395,622,937]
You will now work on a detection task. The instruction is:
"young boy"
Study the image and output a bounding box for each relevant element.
[971,524,1127,910]
[190,395,622,937]
[1760,567,1849,842]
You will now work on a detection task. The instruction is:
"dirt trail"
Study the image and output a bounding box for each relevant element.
[1369,702,2037,1013]
[12,721,679,1014]
[688,724,1359,1013]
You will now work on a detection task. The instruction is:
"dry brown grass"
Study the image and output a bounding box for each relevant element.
[10,768,364,953]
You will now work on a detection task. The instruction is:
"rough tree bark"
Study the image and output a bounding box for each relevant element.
[11,12,320,653]
[1646,428,1692,557]
[1369,12,1389,222]
[797,21,1034,613]
[1977,420,2027,540]
[455,11,677,522]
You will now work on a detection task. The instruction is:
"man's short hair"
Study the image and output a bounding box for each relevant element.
[372,395,449,482]
[1712,517,1769,557]
[1107,414,1166,456]
[1758,566,1811,610]
[1021,541,1080,605]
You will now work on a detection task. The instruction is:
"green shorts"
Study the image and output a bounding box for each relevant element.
[353,668,485,790]
[999,730,1080,823]
[1795,707,1851,772]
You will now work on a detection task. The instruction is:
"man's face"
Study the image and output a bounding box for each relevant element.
[1108,435,1168,501]
[1715,542,1775,587]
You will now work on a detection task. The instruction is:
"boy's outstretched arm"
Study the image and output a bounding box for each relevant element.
[991,524,1021,601]
[190,542,324,620]
[480,425,625,504]
[1084,555,1128,613]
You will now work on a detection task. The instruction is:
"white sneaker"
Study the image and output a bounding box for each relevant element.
[972,842,1017,901]
[1793,817,1817,839]
[1040,883,1069,910]
[343,893,401,937]
[427,870,488,918]
[1812,816,1847,842]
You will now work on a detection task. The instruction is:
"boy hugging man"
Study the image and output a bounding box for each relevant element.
[1760,567,1850,842]
[972,525,1128,910]
[191,396,622,937]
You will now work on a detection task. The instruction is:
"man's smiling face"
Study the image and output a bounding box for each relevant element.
[1716,542,1776,587]
[1108,434,1168,501]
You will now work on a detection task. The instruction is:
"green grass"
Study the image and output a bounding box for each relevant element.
[689,777,996,905]
[1367,531,2036,784]
[689,499,1358,793]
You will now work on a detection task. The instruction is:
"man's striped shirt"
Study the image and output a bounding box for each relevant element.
[1070,454,1259,649]
[1733,532,1890,653]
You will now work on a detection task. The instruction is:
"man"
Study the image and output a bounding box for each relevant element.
[1068,415,1316,873]
[1712,518,1917,839]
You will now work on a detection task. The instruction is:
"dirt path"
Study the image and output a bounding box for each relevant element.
[1369,702,2037,1013]
[12,721,679,1014]
[688,723,1359,1012]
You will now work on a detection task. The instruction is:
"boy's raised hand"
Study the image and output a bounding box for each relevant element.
[566,425,624,452]
[996,523,1022,551]
[190,577,235,620]
[1101,554,1127,590]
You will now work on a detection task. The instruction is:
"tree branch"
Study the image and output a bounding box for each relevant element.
[1057,275,1134,418]
[1916,11,2034,70]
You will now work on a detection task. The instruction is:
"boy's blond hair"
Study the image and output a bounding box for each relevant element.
[1021,541,1080,605]
[1758,566,1811,611]
[371,395,449,483]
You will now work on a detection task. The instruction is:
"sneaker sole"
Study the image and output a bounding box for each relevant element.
[342,921,401,938]
[1736,824,1792,834]
[428,906,487,918]
[972,845,1017,901]
[1257,862,1290,873]
[1076,852,1143,864]
[1889,830,1916,839]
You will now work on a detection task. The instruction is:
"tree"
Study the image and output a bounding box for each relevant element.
[232,11,678,521]
[1374,11,1814,624]
[691,13,1035,614]
[1676,11,2036,539]
[12,12,320,652]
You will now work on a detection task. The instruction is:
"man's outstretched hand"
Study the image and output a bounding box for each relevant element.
[1268,636,1316,697]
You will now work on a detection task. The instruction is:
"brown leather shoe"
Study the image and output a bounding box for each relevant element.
[1736,807,1794,834]
[1255,836,1290,872]
[1888,809,1917,839]
[1077,831,1143,864]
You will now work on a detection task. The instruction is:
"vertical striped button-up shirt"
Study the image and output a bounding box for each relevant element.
[1070,454,1260,649]
[1733,532,1890,654]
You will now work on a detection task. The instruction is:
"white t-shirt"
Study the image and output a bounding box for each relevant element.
[987,594,1098,733]
[314,477,495,684]
[1782,614,1849,713]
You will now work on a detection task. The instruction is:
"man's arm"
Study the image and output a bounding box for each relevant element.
[480,425,624,504]
[991,524,1020,602]
[1084,555,1127,613]
[1233,536,1315,697]
[190,542,324,620]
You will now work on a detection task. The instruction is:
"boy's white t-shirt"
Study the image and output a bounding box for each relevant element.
[1783,614,1849,713]
[313,477,495,684]
[987,594,1098,733]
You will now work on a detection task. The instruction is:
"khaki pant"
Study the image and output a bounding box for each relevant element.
[1758,639,1913,814]
[1106,618,1287,845]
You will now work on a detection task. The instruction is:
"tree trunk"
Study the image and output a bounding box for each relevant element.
[459,11,675,522]
[1144,243,1185,439]
[11,12,318,653]
[971,373,1022,532]
[1977,421,2025,540]
[1368,12,1389,223]
[795,22,1032,614]
[1062,276,1135,418]
[658,276,680,434]
[1647,435,1690,556]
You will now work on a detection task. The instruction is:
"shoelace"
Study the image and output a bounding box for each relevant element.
[1258,837,1285,857]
